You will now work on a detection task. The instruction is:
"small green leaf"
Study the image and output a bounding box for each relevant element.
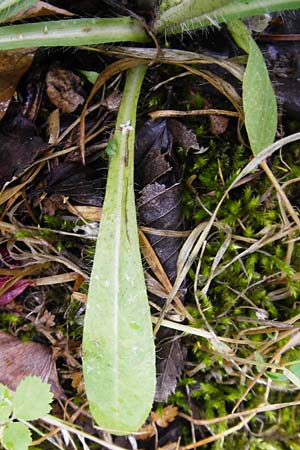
[243,33,277,155]
[266,371,288,382]
[0,384,12,423]
[79,70,99,85]
[106,137,117,158]
[12,377,53,421]
[2,422,32,450]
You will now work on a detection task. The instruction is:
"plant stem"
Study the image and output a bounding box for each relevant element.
[155,0,300,34]
[0,17,148,50]
[154,0,232,33]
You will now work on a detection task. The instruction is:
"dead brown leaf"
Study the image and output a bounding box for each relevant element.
[6,1,74,22]
[0,330,64,399]
[0,49,35,121]
[46,67,85,113]
[69,371,84,394]
[137,423,156,440]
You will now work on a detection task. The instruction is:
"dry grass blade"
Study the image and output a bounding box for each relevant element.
[149,109,239,120]
[154,132,300,335]
[140,230,173,291]
[92,46,245,80]
[178,64,243,116]
[153,222,207,334]
[181,415,255,449]
[43,415,133,450]
[261,160,300,230]
[0,164,44,207]
[179,399,300,425]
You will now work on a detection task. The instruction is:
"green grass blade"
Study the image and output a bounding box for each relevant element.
[0,0,38,22]
[0,17,148,50]
[82,65,156,435]
[229,20,277,155]
[155,0,300,34]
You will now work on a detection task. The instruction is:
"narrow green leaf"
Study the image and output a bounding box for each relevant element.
[227,18,251,53]
[2,422,32,450]
[229,20,277,155]
[0,0,38,23]
[0,17,148,51]
[12,376,53,421]
[82,65,156,435]
[242,29,277,155]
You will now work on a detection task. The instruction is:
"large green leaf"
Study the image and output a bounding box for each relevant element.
[82,65,156,435]
[0,0,38,23]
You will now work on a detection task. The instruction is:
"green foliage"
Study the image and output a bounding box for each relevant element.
[79,70,99,85]
[235,21,278,155]
[0,0,298,50]
[180,63,300,444]
[0,377,53,450]
[0,0,298,445]
[0,385,12,423]
[82,66,156,434]
[12,377,53,421]
[2,422,32,450]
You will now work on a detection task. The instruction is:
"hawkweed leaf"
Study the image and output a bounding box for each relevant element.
[243,37,277,154]
[229,20,277,155]
[82,65,156,435]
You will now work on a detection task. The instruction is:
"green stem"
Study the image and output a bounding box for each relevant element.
[155,0,232,33]
[0,17,148,50]
[155,0,300,34]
